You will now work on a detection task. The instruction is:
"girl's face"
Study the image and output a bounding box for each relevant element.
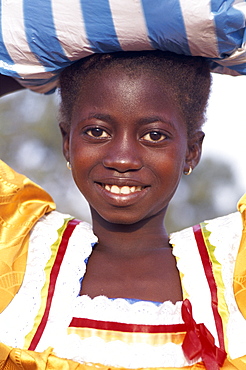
[62,67,202,225]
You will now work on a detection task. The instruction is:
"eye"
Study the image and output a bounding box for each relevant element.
[141,131,167,143]
[85,127,110,138]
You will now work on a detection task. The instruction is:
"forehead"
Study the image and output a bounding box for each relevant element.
[75,65,180,111]
[82,62,174,89]
[72,66,186,133]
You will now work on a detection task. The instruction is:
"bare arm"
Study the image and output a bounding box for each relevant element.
[0,74,24,97]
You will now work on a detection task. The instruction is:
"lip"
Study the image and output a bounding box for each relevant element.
[94,180,150,206]
[94,177,148,188]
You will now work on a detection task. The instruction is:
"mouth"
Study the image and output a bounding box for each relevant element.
[98,183,146,195]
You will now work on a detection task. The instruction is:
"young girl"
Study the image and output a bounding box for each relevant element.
[0,51,245,370]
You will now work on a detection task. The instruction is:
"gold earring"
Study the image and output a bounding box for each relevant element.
[184,166,192,176]
[66,161,71,170]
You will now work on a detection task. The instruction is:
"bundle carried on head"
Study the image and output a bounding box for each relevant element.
[0,0,246,94]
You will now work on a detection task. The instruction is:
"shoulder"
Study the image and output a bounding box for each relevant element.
[170,211,242,263]
[0,211,97,349]
[31,210,98,250]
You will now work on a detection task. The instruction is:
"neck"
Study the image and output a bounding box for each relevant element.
[90,208,170,257]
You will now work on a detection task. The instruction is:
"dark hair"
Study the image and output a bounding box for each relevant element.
[59,50,211,137]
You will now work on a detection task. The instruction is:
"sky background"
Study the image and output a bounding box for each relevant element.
[203,72,246,191]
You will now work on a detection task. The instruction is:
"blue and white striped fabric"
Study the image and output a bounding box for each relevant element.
[0,0,246,94]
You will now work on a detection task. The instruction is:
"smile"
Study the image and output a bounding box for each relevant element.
[101,184,144,195]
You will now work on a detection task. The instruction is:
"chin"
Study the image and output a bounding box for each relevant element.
[91,207,144,226]
[103,215,142,226]
[97,209,161,229]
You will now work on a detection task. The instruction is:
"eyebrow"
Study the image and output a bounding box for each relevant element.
[137,116,176,129]
[82,113,177,130]
[86,113,113,122]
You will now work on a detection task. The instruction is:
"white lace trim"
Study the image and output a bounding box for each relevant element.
[73,295,183,325]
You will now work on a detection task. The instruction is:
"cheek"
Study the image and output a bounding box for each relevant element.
[170,142,187,169]
[70,145,101,191]
[69,133,93,166]
[150,145,186,177]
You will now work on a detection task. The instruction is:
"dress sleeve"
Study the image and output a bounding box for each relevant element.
[233,193,246,319]
[0,160,56,313]
[0,343,86,370]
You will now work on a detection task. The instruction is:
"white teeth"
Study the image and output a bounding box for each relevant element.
[104,184,143,194]
[121,186,131,195]
[111,185,120,194]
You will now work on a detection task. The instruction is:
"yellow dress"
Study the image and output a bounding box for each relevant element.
[0,160,246,370]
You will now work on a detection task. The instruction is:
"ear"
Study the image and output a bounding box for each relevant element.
[59,122,70,162]
[184,130,204,174]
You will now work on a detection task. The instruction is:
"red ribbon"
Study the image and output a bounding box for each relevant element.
[181,299,226,370]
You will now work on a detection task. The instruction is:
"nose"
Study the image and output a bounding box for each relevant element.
[102,137,143,173]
